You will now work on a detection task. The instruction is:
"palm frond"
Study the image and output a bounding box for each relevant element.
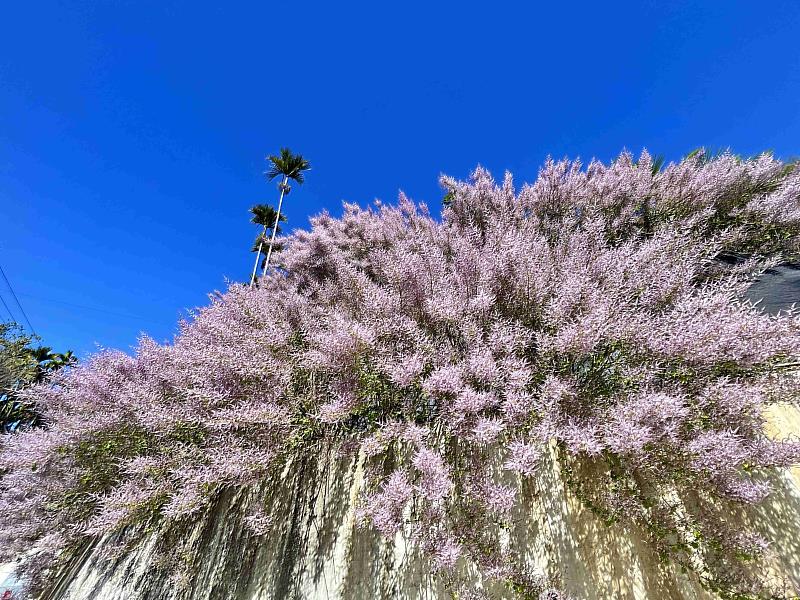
[251,233,270,252]
[265,148,311,183]
[685,147,729,165]
[651,155,665,176]
[250,204,286,227]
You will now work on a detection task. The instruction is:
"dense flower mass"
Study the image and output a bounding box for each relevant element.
[3,150,800,597]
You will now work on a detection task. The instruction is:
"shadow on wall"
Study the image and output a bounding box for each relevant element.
[43,446,444,600]
[41,425,800,600]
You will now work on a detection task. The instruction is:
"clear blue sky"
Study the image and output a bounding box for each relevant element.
[1,1,799,358]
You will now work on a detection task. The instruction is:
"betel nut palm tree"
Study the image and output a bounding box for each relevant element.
[249,204,287,284]
[249,148,310,287]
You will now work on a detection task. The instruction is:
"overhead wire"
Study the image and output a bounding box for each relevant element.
[0,292,16,323]
[14,291,164,325]
[0,262,36,335]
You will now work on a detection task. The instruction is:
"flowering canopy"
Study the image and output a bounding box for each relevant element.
[3,150,800,598]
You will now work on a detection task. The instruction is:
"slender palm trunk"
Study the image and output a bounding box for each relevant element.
[261,174,289,279]
[249,225,269,288]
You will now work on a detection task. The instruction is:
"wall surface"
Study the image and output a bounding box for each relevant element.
[35,404,800,600]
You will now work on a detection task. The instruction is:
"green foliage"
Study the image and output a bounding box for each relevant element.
[265,148,311,184]
[0,323,37,391]
[250,203,286,231]
[51,420,208,528]
[0,322,75,433]
[167,421,208,446]
[50,424,154,521]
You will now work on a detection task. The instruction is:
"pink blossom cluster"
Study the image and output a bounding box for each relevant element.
[3,150,800,597]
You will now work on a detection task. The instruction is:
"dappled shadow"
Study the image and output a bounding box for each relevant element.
[510,444,714,600]
[44,435,800,600]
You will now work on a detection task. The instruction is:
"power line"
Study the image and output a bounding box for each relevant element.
[15,291,164,324]
[0,262,36,336]
[0,292,16,323]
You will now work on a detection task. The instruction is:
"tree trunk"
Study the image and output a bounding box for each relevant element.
[261,175,288,280]
[248,225,268,288]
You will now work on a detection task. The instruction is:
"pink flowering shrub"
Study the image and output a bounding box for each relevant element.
[3,150,800,597]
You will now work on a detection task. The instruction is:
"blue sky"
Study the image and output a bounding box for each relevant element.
[1,1,799,358]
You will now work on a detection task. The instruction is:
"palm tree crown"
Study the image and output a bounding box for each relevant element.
[265,148,311,184]
[249,203,287,255]
[250,204,286,230]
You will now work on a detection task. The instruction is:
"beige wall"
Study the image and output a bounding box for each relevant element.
[42,406,800,600]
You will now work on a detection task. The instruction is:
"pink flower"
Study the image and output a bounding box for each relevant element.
[412,448,452,501]
[433,537,462,570]
[504,441,542,477]
[472,417,506,444]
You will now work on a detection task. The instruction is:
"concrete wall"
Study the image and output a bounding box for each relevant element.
[37,405,800,600]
